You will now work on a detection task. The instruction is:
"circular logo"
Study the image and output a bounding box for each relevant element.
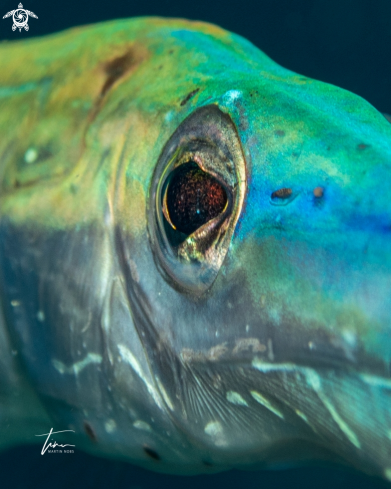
[12,8,28,30]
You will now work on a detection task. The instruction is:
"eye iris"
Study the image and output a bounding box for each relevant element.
[166,162,227,235]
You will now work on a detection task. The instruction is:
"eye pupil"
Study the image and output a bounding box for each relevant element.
[165,162,227,235]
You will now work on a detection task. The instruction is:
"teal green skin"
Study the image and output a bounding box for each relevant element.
[0,18,391,478]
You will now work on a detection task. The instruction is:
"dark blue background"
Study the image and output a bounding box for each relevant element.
[1,0,390,487]
[1,0,390,113]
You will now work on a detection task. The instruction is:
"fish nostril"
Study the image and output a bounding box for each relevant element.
[357,143,370,151]
[313,187,324,198]
[271,188,292,199]
[270,187,298,206]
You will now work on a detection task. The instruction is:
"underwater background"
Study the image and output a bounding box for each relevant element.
[0,0,390,487]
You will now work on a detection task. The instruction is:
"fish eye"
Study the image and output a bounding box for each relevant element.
[162,161,228,238]
[148,105,247,294]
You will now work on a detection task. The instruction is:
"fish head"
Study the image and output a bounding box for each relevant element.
[1,18,391,478]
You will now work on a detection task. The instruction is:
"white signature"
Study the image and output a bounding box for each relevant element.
[35,428,75,455]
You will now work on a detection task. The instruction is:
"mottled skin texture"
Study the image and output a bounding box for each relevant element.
[0,17,391,478]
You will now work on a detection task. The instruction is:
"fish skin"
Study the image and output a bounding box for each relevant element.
[0,17,391,478]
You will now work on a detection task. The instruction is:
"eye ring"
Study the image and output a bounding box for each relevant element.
[148,105,247,294]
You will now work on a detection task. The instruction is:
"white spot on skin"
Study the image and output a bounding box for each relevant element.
[118,344,164,410]
[342,329,357,347]
[37,310,45,322]
[253,359,326,378]
[206,343,228,361]
[252,358,298,373]
[305,370,321,390]
[233,338,266,354]
[295,409,319,434]
[295,409,308,423]
[306,370,361,449]
[164,110,175,122]
[180,348,198,362]
[360,374,391,389]
[155,377,174,411]
[104,419,117,433]
[118,344,145,378]
[24,147,38,164]
[204,421,222,436]
[385,468,391,481]
[245,324,250,333]
[128,259,139,283]
[204,421,227,446]
[226,391,248,407]
[133,420,152,432]
[252,360,360,445]
[222,89,242,105]
[52,353,102,375]
[250,391,284,419]
[10,300,20,307]
[81,312,92,334]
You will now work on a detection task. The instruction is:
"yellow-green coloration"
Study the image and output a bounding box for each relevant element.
[0,17,391,479]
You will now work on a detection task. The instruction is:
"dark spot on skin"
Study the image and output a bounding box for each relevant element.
[143,446,160,460]
[69,183,78,195]
[83,421,97,442]
[180,88,200,107]
[383,113,391,124]
[271,187,292,199]
[313,187,324,198]
[357,143,370,150]
[292,152,299,158]
[101,52,135,97]
[274,130,285,137]
[327,147,331,151]
[158,65,163,70]
[169,49,174,54]
[202,460,214,467]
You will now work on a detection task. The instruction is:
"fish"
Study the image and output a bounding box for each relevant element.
[0,16,391,480]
